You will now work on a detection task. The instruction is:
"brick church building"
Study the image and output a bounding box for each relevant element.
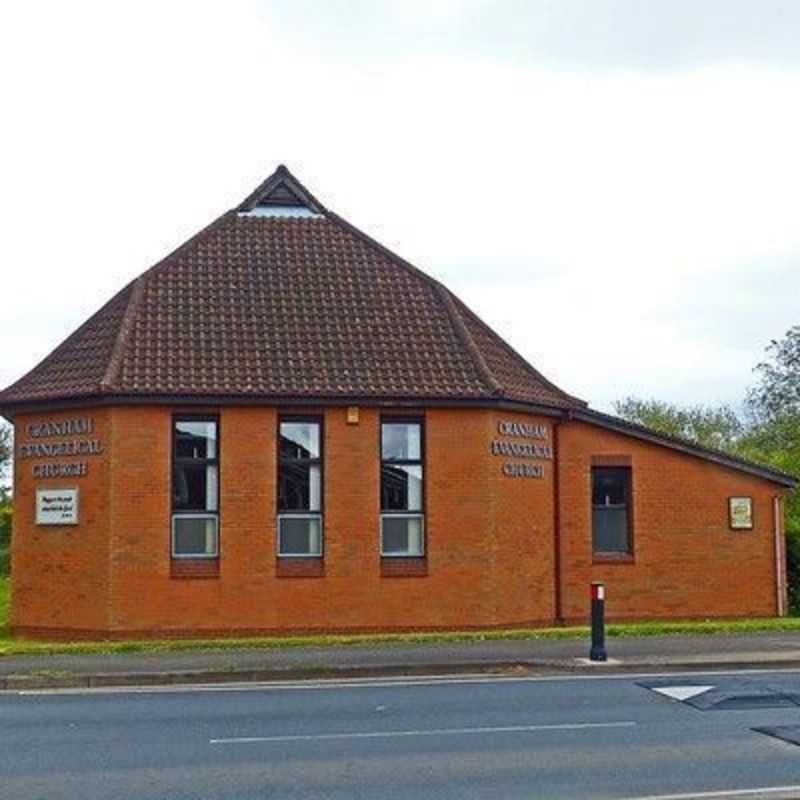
[0,166,795,639]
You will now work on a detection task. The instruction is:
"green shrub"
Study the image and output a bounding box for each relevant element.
[787,529,800,615]
[0,502,11,577]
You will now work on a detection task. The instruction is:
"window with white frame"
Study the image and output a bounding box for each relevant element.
[278,418,323,556]
[172,417,219,558]
[381,419,424,557]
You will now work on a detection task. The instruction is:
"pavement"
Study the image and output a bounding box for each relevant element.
[7,669,800,798]
[4,631,800,689]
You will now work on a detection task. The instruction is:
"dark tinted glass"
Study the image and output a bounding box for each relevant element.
[175,421,216,460]
[280,422,320,460]
[382,423,421,461]
[279,517,321,555]
[592,467,628,506]
[381,516,424,555]
[173,464,218,511]
[592,467,630,553]
[279,462,321,511]
[381,464,423,511]
[593,508,629,553]
[173,516,217,556]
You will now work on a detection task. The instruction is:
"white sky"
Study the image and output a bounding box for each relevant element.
[2,0,799,413]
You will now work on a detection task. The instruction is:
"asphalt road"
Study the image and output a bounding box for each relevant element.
[4,670,800,799]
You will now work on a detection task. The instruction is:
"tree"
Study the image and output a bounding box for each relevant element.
[744,327,800,609]
[0,423,10,575]
[748,325,800,421]
[615,326,800,610]
[0,423,10,497]
[613,397,744,452]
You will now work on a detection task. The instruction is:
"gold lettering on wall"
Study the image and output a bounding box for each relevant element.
[492,419,550,479]
[19,417,103,478]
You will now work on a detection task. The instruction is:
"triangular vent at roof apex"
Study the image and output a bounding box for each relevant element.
[256,182,305,207]
[237,164,326,217]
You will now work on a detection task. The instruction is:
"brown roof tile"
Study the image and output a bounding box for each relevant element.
[0,166,585,411]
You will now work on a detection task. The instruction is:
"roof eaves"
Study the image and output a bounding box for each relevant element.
[574,408,798,488]
[0,391,570,420]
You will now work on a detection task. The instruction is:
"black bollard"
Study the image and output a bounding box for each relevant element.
[589,581,607,662]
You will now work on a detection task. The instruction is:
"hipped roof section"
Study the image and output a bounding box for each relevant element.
[1,165,794,488]
[0,165,584,412]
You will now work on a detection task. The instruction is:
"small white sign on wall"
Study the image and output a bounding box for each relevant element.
[36,488,79,526]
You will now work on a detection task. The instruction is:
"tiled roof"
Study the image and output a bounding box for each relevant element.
[0,166,584,411]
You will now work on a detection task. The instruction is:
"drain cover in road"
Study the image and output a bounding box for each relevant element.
[753,726,800,747]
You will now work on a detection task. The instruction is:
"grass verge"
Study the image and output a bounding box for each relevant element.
[1,576,799,658]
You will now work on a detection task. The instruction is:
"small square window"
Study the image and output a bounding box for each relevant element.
[278,515,323,557]
[172,515,219,558]
[382,423,421,461]
[381,515,425,557]
[280,422,320,460]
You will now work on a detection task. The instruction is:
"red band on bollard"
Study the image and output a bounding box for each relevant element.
[591,583,605,601]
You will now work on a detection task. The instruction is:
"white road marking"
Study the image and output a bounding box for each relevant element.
[13,667,800,697]
[650,685,715,701]
[209,720,636,745]
[625,785,800,800]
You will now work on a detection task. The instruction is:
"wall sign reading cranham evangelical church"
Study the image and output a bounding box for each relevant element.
[18,417,103,478]
[492,420,552,479]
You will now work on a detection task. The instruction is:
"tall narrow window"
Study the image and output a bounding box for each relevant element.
[278,418,323,557]
[381,420,424,557]
[172,417,219,558]
[591,466,631,555]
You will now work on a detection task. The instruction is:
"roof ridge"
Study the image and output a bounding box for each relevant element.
[141,211,234,283]
[324,209,443,285]
[95,210,236,393]
[100,276,146,393]
[323,209,503,396]
[0,281,136,408]
[449,293,588,408]
[433,284,503,396]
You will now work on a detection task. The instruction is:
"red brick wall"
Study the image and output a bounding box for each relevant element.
[101,405,527,635]
[11,408,112,634]
[488,410,556,625]
[9,405,786,638]
[558,420,785,623]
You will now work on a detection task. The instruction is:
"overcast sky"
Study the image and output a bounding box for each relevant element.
[2,0,799,413]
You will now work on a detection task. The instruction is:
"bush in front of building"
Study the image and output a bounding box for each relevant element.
[0,497,10,576]
[786,527,800,614]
